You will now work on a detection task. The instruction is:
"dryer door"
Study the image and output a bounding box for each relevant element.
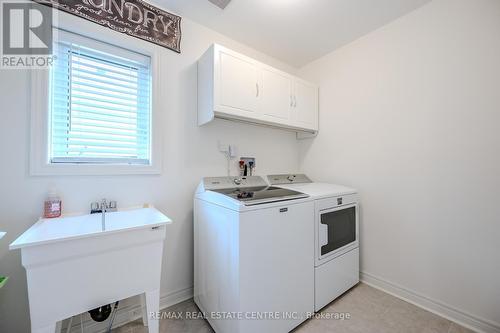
[318,204,358,262]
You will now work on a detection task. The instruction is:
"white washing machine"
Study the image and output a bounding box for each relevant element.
[194,176,315,333]
[268,174,360,311]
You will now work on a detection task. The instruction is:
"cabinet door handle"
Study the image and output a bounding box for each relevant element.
[293,95,297,107]
[290,95,294,107]
[256,83,259,97]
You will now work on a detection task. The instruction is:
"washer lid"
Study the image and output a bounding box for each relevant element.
[212,186,308,206]
[275,182,357,199]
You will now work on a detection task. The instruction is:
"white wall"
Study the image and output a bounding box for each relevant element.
[298,0,500,330]
[0,11,300,332]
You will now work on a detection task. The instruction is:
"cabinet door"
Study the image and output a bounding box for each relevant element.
[261,68,293,122]
[217,50,260,115]
[293,80,319,131]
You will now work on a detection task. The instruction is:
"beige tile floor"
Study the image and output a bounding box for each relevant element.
[113,283,475,333]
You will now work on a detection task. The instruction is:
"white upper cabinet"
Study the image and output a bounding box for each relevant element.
[198,44,318,134]
[260,68,293,123]
[293,79,319,131]
[218,51,260,116]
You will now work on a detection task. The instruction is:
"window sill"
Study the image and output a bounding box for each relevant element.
[30,162,162,176]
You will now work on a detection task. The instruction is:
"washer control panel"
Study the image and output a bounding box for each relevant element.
[203,176,268,191]
[267,174,312,185]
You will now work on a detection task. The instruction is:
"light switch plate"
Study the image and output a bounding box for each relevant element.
[218,141,229,153]
[218,141,237,158]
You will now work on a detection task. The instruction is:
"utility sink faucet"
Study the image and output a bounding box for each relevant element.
[101,198,107,231]
[90,199,117,231]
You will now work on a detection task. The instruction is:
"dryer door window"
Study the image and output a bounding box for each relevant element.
[320,206,356,256]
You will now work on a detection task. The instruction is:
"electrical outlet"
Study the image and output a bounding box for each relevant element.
[218,141,237,158]
[228,145,237,158]
[218,141,229,153]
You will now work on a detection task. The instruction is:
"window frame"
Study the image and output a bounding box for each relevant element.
[49,30,152,165]
[30,15,162,176]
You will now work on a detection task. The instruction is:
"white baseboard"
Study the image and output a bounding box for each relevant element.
[360,272,500,333]
[159,286,194,310]
[65,286,194,333]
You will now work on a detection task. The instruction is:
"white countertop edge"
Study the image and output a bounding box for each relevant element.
[9,220,171,250]
[9,207,173,250]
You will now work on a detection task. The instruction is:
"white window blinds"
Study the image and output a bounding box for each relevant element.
[50,31,152,165]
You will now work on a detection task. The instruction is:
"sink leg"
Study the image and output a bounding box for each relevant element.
[145,289,160,333]
[55,321,62,333]
[32,322,57,333]
[140,293,149,326]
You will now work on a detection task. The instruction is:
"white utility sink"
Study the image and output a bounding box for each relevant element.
[10,207,172,333]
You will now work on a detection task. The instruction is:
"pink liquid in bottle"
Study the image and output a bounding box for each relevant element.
[43,191,62,218]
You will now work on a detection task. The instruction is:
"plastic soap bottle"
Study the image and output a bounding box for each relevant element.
[43,190,62,218]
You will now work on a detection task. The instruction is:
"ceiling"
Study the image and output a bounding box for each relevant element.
[159,0,431,67]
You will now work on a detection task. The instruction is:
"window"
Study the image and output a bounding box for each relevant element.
[49,30,152,165]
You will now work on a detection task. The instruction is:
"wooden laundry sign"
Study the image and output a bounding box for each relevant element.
[34,0,182,53]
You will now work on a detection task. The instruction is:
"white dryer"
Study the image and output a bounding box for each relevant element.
[268,174,360,312]
[194,176,315,333]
